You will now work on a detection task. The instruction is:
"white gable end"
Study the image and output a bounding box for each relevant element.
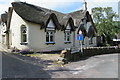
[66,23,71,30]
[47,19,55,29]
[1,25,7,35]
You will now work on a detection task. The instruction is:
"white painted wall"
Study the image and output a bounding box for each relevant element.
[0,23,3,45]
[27,20,74,51]
[10,10,29,50]
[0,23,7,48]
[10,11,74,51]
[1,23,6,36]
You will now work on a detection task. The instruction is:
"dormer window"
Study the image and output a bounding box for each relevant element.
[46,19,55,44]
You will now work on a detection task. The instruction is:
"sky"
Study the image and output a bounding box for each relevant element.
[0,0,119,15]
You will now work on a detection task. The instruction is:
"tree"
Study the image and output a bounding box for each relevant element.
[92,7,119,44]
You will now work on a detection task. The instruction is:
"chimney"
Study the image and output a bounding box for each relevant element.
[82,0,87,11]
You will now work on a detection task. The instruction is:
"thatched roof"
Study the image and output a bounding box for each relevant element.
[11,2,87,31]
[11,2,96,33]
[68,10,87,27]
[12,2,74,30]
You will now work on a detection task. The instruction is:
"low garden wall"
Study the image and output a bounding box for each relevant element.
[65,46,120,61]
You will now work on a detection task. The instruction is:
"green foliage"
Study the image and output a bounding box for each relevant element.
[92,7,119,43]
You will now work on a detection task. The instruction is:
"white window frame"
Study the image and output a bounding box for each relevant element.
[64,30,71,43]
[46,30,55,44]
[21,25,28,45]
[46,19,56,44]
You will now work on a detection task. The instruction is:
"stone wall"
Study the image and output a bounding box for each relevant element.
[66,46,120,61]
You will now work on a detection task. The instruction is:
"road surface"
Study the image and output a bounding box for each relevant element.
[1,52,119,78]
[46,53,119,78]
[2,52,51,78]
[0,51,2,79]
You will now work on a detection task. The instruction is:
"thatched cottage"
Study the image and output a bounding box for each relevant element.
[0,1,97,52]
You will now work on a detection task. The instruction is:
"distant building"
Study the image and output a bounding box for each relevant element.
[0,1,98,51]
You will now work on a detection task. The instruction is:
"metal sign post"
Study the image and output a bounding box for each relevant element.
[80,40,83,53]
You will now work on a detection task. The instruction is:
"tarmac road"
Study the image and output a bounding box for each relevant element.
[0,51,2,79]
[1,51,119,78]
[46,53,119,78]
[2,52,51,78]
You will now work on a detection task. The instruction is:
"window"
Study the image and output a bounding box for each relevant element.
[46,19,56,44]
[64,31,71,43]
[46,31,55,43]
[64,23,71,43]
[89,37,93,44]
[21,25,27,45]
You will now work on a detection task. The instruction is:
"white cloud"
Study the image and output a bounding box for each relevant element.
[0,0,119,15]
[26,0,70,9]
[0,0,15,14]
[26,0,82,2]
[24,0,82,9]
[87,0,119,14]
[0,0,82,14]
[88,0,119,2]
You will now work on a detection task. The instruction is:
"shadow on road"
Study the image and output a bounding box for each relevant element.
[2,52,51,78]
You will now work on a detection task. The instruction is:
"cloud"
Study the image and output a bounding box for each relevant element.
[26,0,82,2]
[0,0,82,14]
[0,0,15,14]
[0,0,119,15]
[25,0,82,9]
[0,5,9,13]
[87,0,119,14]
[88,0,119,2]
